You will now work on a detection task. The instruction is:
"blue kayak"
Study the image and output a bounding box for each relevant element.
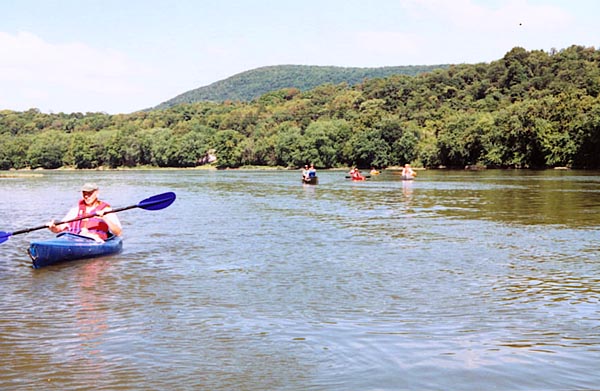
[28,232,123,269]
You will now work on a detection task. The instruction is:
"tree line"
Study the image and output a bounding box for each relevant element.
[1,45,600,170]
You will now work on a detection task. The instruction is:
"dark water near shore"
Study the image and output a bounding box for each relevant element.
[1,169,599,390]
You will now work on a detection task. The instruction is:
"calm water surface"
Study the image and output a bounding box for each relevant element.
[1,169,599,390]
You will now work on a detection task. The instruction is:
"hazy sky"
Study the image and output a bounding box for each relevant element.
[1,0,598,114]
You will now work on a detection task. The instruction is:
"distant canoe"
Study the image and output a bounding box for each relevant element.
[401,175,415,181]
[302,176,318,185]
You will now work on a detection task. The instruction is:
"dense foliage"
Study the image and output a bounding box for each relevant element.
[152,64,449,110]
[2,45,600,170]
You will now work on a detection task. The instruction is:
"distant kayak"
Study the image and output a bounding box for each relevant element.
[28,232,123,269]
[346,175,369,181]
[401,175,415,181]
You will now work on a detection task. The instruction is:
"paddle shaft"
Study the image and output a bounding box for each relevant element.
[1,191,175,244]
[9,206,133,236]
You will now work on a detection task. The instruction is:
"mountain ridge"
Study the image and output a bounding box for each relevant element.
[151,63,450,110]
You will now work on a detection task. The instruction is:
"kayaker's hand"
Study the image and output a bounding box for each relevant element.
[47,220,59,233]
[96,207,111,218]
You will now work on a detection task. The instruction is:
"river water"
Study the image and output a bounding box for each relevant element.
[1,169,599,390]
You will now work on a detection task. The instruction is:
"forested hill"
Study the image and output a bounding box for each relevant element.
[151,64,449,110]
[3,45,600,171]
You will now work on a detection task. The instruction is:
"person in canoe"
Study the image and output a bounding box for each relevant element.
[401,163,416,180]
[302,164,318,184]
[301,165,310,181]
[308,164,316,178]
[349,167,366,181]
[47,183,122,242]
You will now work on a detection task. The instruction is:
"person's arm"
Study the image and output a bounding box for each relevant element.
[98,208,122,236]
[48,207,77,233]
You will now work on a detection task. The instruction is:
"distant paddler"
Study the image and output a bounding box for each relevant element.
[348,167,366,181]
[301,164,310,181]
[302,163,318,184]
[401,164,416,180]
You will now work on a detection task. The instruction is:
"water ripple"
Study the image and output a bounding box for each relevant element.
[2,170,600,390]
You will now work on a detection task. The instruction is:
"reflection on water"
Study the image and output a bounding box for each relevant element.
[1,169,599,390]
[76,260,110,357]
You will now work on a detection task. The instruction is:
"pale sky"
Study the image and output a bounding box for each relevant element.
[0,0,598,114]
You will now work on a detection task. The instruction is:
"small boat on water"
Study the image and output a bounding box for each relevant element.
[401,175,415,181]
[28,232,123,269]
[345,175,370,181]
[347,167,370,181]
[302,176,318,185]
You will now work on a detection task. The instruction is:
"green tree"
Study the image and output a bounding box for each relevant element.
[343,128,390,168]
[274,123,303,167]
[148,128,175,167]
[212,129,244,168]
[26,131,69,169]
[300,119,351,167]
[66,132,98,168]
[173,128,214,167]
[391,123,420,166]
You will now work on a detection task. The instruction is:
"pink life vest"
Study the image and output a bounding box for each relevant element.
[351,171,364,180]
[69,200,110,240]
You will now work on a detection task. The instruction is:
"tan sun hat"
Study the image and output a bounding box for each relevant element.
[81,182,99,192]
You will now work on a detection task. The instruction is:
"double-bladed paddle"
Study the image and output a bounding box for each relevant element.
[0,191,176,245]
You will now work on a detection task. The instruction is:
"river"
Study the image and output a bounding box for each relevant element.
[1,169,599,390]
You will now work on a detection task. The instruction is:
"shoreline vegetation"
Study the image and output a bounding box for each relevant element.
[2,46,599,171]
[2,165,576,176]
